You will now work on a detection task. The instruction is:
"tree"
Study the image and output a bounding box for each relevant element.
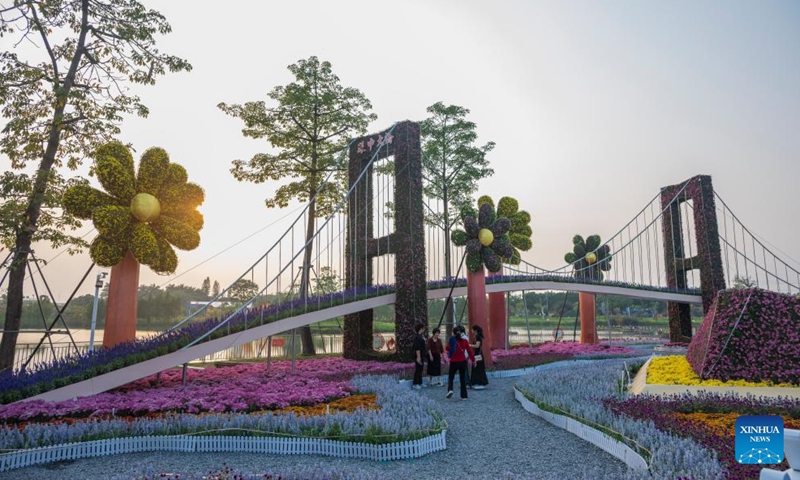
[421,102,494,325]
[733,275,756,289]
[201,277,211,298]
[313,266,341,295]
[0,0,191,371]
[212,280,221,298]
[227,279,259,303]
[218,56,376,355]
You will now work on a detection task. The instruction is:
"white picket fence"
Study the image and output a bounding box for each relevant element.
[514,389,648,471]
[0,431,447,473]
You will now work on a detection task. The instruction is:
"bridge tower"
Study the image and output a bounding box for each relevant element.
[660,175,726,342]
[344,121,427,359]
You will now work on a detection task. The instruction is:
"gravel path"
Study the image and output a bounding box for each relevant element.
[0,376,628,480]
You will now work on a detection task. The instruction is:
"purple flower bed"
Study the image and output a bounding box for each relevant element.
[605,392,800,479]
[688,288,800,383]
[0,358,413,422]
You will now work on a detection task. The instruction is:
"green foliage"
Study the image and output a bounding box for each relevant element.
[466,253,483,273]
[497,197,519,218]
[451,229,469,246]
[509,234,532,252]
[460,205,477,223]
[153,216,200,250]
[585,234,601,252]
[130,223,160,266]
[564,233,613,280]
[572,235,584,246]
[218,56,375,218]
[90,235,128,267]
[228,279,260,303]
[477,195,494,208]
[137,147,170,195]
[96,155,136,201]
[478,201,496,228]
[565,252,577,263]
[62,143,204,274]
[94,142,135,176]
[93,205,131,241]
[62,184,116,220]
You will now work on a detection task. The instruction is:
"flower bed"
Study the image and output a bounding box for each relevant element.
[491,341,639,371]
[0,376,445,451]
[515,359,725,478]
[647,355,798,388]
[605,391,800,479]
[688,288,800,384]
[0,359,412,423]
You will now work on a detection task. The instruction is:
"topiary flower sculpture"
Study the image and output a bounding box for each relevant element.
[451,201,512,273]
[63,142,204,274]
[564,234,612,280]
[476,195,532,265]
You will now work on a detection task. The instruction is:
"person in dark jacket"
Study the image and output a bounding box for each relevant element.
[470,325,489,389]
[426,327,444,386]
[412,322,427,389]
[445,325,474,400]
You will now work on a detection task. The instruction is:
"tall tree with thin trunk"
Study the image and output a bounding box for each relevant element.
[421,102,495,327]
[0,0,191,371]
[218,56,376,355]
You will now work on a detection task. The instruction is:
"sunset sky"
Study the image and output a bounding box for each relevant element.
[3,0,799,301]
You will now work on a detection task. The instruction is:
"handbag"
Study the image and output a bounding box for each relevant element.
[474,350,483,362]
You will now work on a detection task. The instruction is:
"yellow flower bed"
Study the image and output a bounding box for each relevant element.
[647,356,798,387]
[274,394,379,418]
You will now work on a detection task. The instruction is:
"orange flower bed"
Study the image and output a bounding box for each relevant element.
[274,394,379,417]
[674,412,800,436]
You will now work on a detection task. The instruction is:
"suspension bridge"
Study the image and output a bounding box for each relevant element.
[9,120,800,402]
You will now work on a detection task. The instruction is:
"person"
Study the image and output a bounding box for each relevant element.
[412,322,427,390]
[426,328,444,386]
[470,325,489,390]
[445,325,474,400]
[461,328,472,388]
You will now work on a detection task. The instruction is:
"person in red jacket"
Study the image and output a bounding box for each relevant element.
[445,325,474,400]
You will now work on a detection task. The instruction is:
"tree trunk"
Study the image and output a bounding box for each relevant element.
[297,197,317,356]
[442,200,454,328]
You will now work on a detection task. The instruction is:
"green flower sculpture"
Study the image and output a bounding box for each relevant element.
[451,201,512,273]
[476,195,532,265]
[564,234,612,280]
[63,142,204,274]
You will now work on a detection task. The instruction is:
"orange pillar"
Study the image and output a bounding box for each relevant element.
[103,251,140,348]
[579,292,597,344]
[488,267,506,351]
[467,267,492,366]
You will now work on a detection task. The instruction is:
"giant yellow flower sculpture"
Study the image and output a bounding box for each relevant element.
[63,142,204,274]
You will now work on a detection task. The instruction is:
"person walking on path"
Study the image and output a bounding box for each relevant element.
[412,322,428,390]
[426,328,444,386]
[445,325,474,400]
[469,325,489,389]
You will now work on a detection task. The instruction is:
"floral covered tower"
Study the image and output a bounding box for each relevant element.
[63,143,204,348]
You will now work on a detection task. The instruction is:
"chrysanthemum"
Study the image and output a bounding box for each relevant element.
[63,142,204,274]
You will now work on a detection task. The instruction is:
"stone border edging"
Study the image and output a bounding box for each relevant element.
[0,431,447,472]
[514,389,648,471]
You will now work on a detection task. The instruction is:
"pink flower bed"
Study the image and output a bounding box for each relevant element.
[688,288,800,383]
[493,341,637,359]
[0,358,414,422]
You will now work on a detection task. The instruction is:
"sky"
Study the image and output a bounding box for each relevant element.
[2,0,799,301]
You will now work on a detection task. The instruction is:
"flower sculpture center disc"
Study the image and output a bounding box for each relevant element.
[585,252,597,264]
[130,193,161,223]
[479,228,494,247]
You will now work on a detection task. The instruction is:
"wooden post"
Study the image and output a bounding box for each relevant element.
[103,251,139,348]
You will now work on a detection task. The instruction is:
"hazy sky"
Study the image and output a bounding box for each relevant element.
[3,0,799,301]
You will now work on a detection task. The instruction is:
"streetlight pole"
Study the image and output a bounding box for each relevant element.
[89,272,108,353]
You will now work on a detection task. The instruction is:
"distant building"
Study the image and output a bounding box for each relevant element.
[186,301,231,315]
